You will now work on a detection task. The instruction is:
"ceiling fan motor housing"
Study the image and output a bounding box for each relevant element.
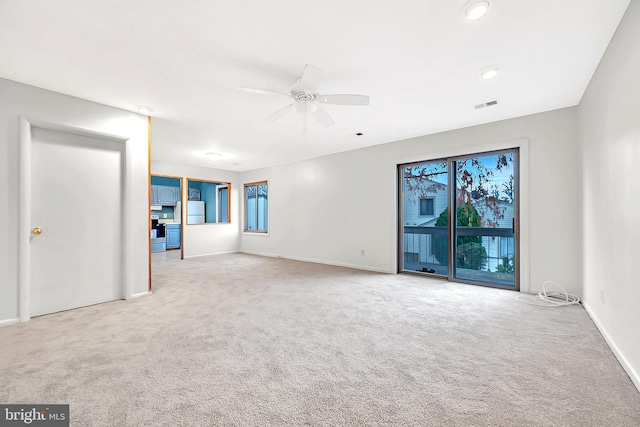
[290,84,319,101]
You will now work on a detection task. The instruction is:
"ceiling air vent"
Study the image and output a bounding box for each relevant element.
[474,100,498,109]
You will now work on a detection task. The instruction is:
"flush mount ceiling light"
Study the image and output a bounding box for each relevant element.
[481,66,499,80]
[135,105,154,115]
[464,0,489,21]
[205,152,222,158]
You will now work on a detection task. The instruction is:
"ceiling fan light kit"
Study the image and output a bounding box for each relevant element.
[239,64,370,129]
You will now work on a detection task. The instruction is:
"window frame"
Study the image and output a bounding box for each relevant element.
[244,180,269,234]
[419,197,435,216]
[185,177,232,225]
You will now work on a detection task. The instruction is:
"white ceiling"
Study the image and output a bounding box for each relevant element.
[0,1,630,171]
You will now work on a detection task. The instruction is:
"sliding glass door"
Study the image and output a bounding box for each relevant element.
[451,151,517,287]
[400,160,450,276]
[399,149,518,289]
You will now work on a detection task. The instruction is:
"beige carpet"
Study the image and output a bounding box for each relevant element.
[1,253,639,426]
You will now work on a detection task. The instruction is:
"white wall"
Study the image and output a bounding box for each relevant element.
[241,107,581,294]
[579,0,640,388]
[151,159,241,257]
[0,78,149,325]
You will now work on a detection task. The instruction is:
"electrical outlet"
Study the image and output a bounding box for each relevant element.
[163,213,168,218]
[600,289,605,304]
[361,249,365,256]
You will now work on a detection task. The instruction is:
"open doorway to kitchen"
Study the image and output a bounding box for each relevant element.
[150,175,184,270]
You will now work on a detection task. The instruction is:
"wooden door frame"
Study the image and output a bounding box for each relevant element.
[18,116,135,322]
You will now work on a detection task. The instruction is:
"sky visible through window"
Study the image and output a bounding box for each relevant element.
[404,154,514,203]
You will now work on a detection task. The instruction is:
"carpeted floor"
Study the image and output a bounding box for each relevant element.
[1,253,639,426]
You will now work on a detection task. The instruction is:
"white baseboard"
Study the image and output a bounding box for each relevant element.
[130,291,152,299]
[184,250,240,259]
[0,318,20,328]
[583,301,640,392]
[241,251,394,274]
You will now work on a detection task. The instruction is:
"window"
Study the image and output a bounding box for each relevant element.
[244,181,268,233]
[186,178,231,224]
[419,198,435,216]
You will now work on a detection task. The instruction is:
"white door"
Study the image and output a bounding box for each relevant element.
[30,127,124,316]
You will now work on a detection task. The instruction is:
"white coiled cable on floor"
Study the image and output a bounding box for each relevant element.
[516,280,581,307]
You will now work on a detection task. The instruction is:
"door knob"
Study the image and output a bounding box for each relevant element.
[32,227,43,235]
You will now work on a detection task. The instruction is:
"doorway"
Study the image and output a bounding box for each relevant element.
[29,127,125,316]
[398,149,519,290]
[150,174,183,258]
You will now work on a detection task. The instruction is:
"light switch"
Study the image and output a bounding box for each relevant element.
[163,213,167,218]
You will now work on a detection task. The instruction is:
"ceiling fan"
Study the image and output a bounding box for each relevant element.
[239,64,370,130]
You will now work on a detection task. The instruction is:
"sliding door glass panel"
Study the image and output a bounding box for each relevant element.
[400,161,449,276]
[452,152,516,287]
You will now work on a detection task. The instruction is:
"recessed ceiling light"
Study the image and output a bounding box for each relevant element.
[465,1,489,21]
[135,105,154,115]
[480,66,499,80]
[205,152,222,158]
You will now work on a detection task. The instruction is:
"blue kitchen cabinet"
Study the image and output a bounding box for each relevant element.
[151,185,181,205]
[188,188,201,201]
[150,185,159,204]
[157,185,178,205]
[166,224,181,249]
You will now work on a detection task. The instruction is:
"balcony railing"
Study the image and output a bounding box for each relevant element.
[402,225,515,286]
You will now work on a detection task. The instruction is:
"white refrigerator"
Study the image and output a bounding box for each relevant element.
[187,201,205,224]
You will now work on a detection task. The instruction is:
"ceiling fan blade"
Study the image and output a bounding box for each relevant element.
[318,94,370,105]
[238,87,289,98]
[265,103,294,121]
[312,104,335,127]
[301,64,323,92]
